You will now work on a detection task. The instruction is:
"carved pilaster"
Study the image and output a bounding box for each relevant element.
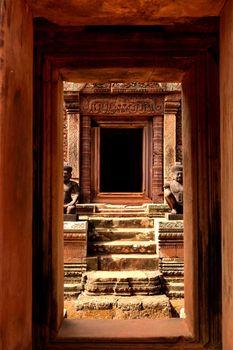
[164,94,181,182]
[80,115,91,203]
[176,106,182,163]
[152,115,164,202]
[64,91,80,180]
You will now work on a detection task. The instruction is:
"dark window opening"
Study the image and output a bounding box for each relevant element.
[100,128,143,192]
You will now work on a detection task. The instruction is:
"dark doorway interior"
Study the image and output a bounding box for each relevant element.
[100,128,143,192]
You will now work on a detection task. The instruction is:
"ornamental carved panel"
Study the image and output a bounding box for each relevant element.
[80,94,164,116]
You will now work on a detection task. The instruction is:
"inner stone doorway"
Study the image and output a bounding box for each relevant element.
[100,128,143,193]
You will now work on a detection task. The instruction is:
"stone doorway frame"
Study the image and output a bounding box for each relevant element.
[33,23,221,349]
[78,92,165,203]
[90,118,153,203]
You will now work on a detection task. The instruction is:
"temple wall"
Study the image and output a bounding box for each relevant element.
[220,0,233,348]
[0,1,33,349]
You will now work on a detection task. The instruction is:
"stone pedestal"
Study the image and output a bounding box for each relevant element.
[155,219,184,258]
[155,218,184,298]
[64,221,88,297]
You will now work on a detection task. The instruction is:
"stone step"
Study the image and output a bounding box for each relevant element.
[92,253,159,271]
[166,282,184,292]
[166,290,184,298]
[89,240,157,255]
[95,210,147,217]
[75,294,172,319]
[90,227,155,242]
[163,276,184,283]
[82,270,162,296]
[64,283,82,298]
[89,217,154,229]
[163,281,184,298]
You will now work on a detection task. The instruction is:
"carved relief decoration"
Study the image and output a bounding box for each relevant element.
[80,94,164,116]
[176,106,182,163]
[64,221,88,231]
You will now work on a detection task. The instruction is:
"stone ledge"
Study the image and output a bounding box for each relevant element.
[82,270,162,296]
[76,294,172,319]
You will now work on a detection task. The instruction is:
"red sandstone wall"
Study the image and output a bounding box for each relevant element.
[0,1,33,349]
[220,1,233,348]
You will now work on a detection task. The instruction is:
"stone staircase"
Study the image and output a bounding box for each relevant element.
[87,214,159,273]
[73,204,175,317]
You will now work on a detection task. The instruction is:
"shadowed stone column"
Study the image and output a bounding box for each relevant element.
[164,95,181,183]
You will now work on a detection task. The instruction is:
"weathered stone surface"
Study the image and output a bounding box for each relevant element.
[155,218,184,258]
[82,271,162,296]
[64,221,88,232]
[64,263,87,283]
[64,221,88,295]
[80,94,164,116]
[159,259,184,297]
[64,283,82,298]
[76,295,116,310]
[64,221,88,262]
[74,294,172,319]
[98,254,159,271]
[90,227,155,242]
[89,217,154,229]
[90,240,157,255]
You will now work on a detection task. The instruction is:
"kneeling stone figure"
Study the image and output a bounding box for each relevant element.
[164,163,183,214]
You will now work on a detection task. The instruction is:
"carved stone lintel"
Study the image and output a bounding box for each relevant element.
[80,94,164,116]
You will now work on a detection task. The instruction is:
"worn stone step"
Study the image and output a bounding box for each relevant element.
[166,282,184,292]
[164,281,184,298]
[89,217,154,229]
[95,253,159,271]
[163,276,184,283]
[89,240,157,255]
[64,283,82,298]
[75,294,172,319]
[166,291,184,298]
[91,227,155,242]
[82,270,162,296]
[94,204,147,217]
